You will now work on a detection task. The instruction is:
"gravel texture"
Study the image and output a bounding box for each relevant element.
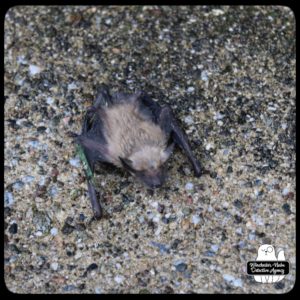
[4,5,295,294]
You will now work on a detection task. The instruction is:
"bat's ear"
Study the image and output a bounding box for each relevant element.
[119,157,136,173]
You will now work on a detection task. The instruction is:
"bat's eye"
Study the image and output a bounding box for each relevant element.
[267,246,273,253]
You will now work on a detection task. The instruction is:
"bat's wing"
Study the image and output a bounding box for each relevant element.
[75,85,114,219]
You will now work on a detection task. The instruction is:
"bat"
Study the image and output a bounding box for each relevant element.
[74,85,202,219]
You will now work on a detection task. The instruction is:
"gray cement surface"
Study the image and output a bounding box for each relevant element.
[4,5,295,293]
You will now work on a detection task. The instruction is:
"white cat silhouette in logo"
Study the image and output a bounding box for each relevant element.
[254,244,286,283]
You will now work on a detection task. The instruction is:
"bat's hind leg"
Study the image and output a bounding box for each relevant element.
[158,105,202,177]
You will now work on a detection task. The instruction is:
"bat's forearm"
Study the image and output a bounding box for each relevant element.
[159,105,202,177]
[171,127,202,177]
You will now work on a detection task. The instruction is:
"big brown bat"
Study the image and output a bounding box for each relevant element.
[74,85,202,219]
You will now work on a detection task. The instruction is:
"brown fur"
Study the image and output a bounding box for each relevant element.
[100,102,169,169]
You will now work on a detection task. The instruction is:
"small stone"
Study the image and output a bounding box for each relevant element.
[13,180,25,190]
[69,157,81,167]
[4,191,14,207]
[254,179,262,186]
[282,203,292,215]
[75,223,86,231]
[181,218,190,230]
[113,204,124,213]
[150,241,170,254]
[112,48,121,54]
[187,86,195,93]
[65,243,76,257]
[63,285,76,292]
[183,167,191,176]
[23,175,35,184]
[223,274,243,287]
[48,185,59,197]
[50,227,58,236]
[211,244,219,252]
[37,126,47,132]
[182,207,192,216]
[33,211,51,233]
[164,286,174,294]
[122,194,134,204]
[161,216,169,224]
[175,263,188,273]
[157,204,165,214]
[212,9,225,15]
[171,239,181,250]
[227,166,233,173]
[150,201,158,208]
[62,223,75,235]
[234,215,243,224]
[79,213,85,221]
[138,216,145,224]
[95,287,102,294]
[210,171,218,178]
[70,189,80,200]
[29,65,42,75]
[205,143,214,150]
[51,262,59,271]
[201,70,208,81]
[251,214,264,226]
[203,250,215,257]
[223,149,230,155]
[87,263,98,272]
[46,97,54,105]
[185,182,194,190]
[9,223,18,234]
[282,188,289,196]
[233,199,243,209]
[105,18,112,25]
[184,115,194,125]
[191,214,201,225]
[214,112,225,120]
[114,275,124,284]
[67,82,78,91]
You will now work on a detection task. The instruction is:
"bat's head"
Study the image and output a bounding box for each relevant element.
[119,142,174,189]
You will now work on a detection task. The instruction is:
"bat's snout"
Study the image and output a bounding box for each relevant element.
[148,180,163,189]
[136,168,166,189]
